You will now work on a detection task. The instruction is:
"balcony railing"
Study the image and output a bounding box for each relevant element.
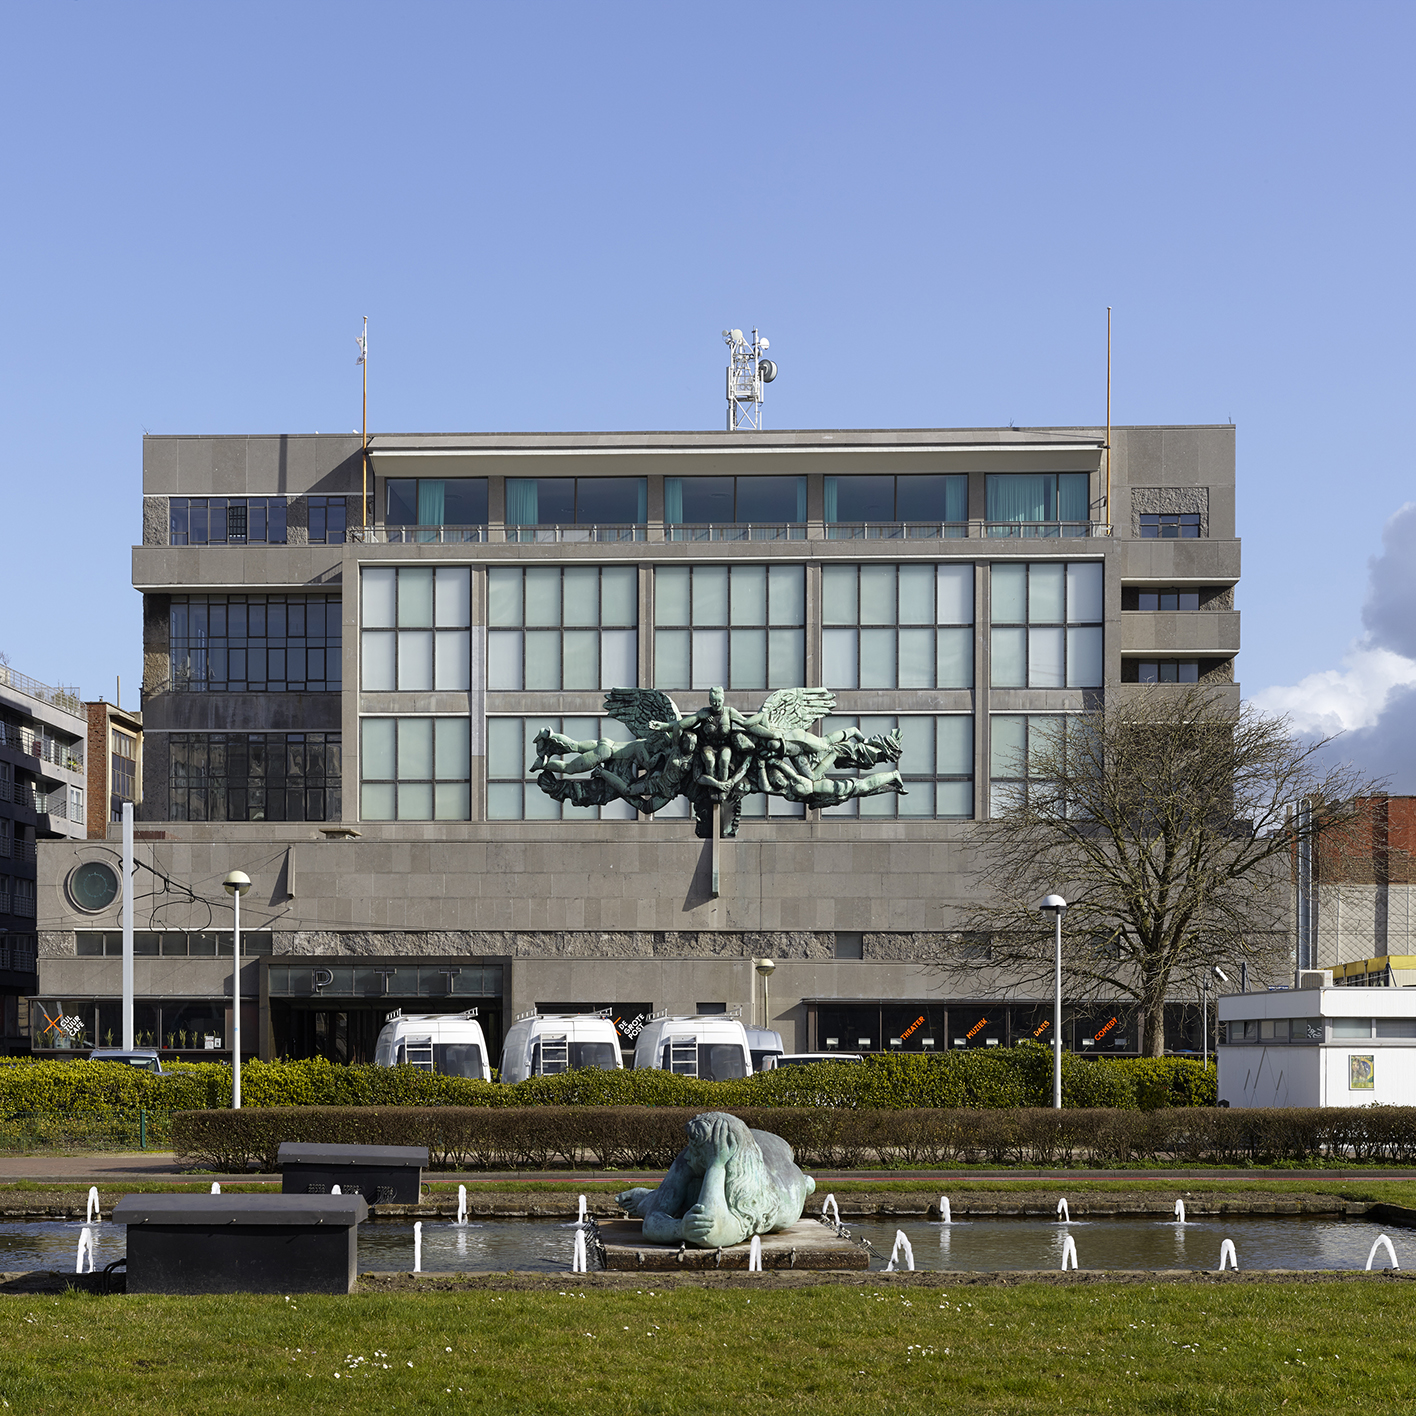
[0,722,83,770]
[0,836,36,864]
[668,523,807,542]
[826,521,972,541]
[506,524,647,544]
[352,524,490,545]
[0,944,37,974]
[0,666,82,716]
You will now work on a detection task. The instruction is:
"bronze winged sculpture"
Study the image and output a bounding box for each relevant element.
[532,686,905,837]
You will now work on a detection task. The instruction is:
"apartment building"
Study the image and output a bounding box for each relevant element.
[85,699,143,840]
[2,665,88,1046]
[35,423,1242,1063]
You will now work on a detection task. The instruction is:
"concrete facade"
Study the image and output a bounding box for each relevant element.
[36,424,1243,1065]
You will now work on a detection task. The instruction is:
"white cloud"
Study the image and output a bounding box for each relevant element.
[1250,502,1416,790]
[1250,645,1416,737]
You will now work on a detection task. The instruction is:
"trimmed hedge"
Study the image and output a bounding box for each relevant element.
[172,1103,1416,1173]
[0,1047,1214,1115]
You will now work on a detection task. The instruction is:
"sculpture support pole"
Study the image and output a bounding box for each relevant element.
[710,802,720,897]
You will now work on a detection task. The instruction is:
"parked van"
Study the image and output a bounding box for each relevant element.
[498,1010,625,1085]
[745,1026,784,1072]
[372,1009,490,1080]
[633,1013,753,1080]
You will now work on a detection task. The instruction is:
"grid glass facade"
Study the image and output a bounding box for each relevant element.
[170,594,342,693]
[169,732,341,821]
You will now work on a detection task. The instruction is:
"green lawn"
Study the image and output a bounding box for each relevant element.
[0,1283,1412,1414]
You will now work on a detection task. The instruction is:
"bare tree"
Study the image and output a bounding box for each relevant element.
[953,687,1384,1056]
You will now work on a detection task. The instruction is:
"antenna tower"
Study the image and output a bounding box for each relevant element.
[722,327,777,430]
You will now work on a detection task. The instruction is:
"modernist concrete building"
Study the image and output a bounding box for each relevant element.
[34,423,1242,1064]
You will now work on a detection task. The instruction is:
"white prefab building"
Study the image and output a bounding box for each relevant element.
[1217,986,1416,1108]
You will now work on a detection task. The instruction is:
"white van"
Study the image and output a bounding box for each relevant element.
[372,1009,491,1080]
[745,1026,784,1073]
[498,1010,625,1085]
[633,1013,754,1081]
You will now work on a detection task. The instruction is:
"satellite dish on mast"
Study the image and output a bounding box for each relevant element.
[759,360,777,383]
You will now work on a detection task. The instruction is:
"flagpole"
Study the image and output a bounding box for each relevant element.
[360,316,368,531]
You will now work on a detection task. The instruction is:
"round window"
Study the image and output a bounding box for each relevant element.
[68,860,120,913]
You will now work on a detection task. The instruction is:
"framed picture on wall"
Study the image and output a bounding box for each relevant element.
[1350,1054,1375,1091]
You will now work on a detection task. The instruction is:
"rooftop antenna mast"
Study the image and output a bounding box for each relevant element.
[356,317,368,532]
[722,327,777,431]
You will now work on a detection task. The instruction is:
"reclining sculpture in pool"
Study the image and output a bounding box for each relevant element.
[616,1111,816,1249]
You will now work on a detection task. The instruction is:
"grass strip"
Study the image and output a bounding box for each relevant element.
[0,1283,1409,1414]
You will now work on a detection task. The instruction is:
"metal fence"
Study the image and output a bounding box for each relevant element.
[0,1109,174,1153]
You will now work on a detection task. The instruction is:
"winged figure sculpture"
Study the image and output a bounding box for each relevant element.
[531,685,904,838]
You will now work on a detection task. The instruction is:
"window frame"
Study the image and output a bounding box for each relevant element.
[359,716,472,822]
[988,561,1103,689]
[360,567,472,693]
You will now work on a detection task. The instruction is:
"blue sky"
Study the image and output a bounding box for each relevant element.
[2,2,1412,782]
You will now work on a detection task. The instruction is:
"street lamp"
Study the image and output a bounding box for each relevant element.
[754,958,776,1033]
[1204,965,1229,1068]
[1038,895,1067,1109]
[223,870,252,1109]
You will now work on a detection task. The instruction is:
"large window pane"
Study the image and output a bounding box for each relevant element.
[386,481,417,526]
[731,566,767,625]
[442,479,488,526]
[435,568,470,627]
[859,629,896,688]
[1067,626,1104,687]
[938,716,973,775]
[525,630,562,690]
[897,716,935,773]
[576,477,645,523]
[600,629,637,687]
[677,477,734,523]
[937,564,973,624]
[361,718,396,778]
[859,565,895,625]
[987,474,1053,522]
[990,715,1027,777]
[1067,562,1104,623]
[655,567,690,626]
[435,783,471,820]
[937,779,973,817]
[1059,473,1090,523]
[601,566,638,625]
[898,781,934,816]
[434,631,470,690]
[487,567,523,626]
[398,569,435,628]
[524,567,562,626]
[1028,627,1065,687]
[897,565,934,624]
[486,717,523,774]
[361,631,396,691]
[768,565,805,624]
[487,782,523,819]
[692,566,729,623]
[730,629,766,690]
[397,630,434,691]
[655,629,690,688]
[562,566,601,627]
[937,627,973,688]
[991,627,1026,687]
[487,630,524,690]
[562,630,599,690]
[398,718,435,778]
[435,718,470,778]
[822,629,858,689]
[830,475,893,522]
[362,783,396,820]
[898,628,935,688]
[991,564,1026,623]
[362,568,397,628]
[822,565,857,625]
[736,476,804,522]
[691,629,729,689]
[398,782,434,820]
[768,628,805,688]
[898,474,967,522]
[1029,563,1065,623]
[533,477,575,523]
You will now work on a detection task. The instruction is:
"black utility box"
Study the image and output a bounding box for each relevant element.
[114,1192,368,1294]
[278,1142,429,1205]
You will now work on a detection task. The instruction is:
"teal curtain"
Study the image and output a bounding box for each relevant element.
[636,478,648,523]
[795,476,807,523]
[664,478,684,525]
[823,476,838,523]
[986,474,1053,522]
[416,480,445,543]
[1058,473,1089,523]
[505,479,539,526]
[944,475,967,523]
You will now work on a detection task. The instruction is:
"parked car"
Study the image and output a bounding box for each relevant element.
[773,1052,865,1067]
[498,1011,625,1084]
[85,1048,165,1074]
[745,1026,784,1072]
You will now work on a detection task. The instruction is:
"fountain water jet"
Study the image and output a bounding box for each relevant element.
[578,1194,587,1225]
[885,1230,915,1272]
[1218,1239,1238,1271]
[1056,1197,1071,1223]
[75,1227,95,1274]
[748,1235,763,1272]
[86,1187,100,1224]
[572,1227,588,1273]
[331,1185,341,1195]
[939,1196,952,1223]
[210,1183,221,1195]
[1174,1199,1186,1224]
[456,1185,468,1226]
[821,1193,841,1228]
[1060,1233,1078,1270]
[1366,1234,1399,1271]
[414,1220,423,1273]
